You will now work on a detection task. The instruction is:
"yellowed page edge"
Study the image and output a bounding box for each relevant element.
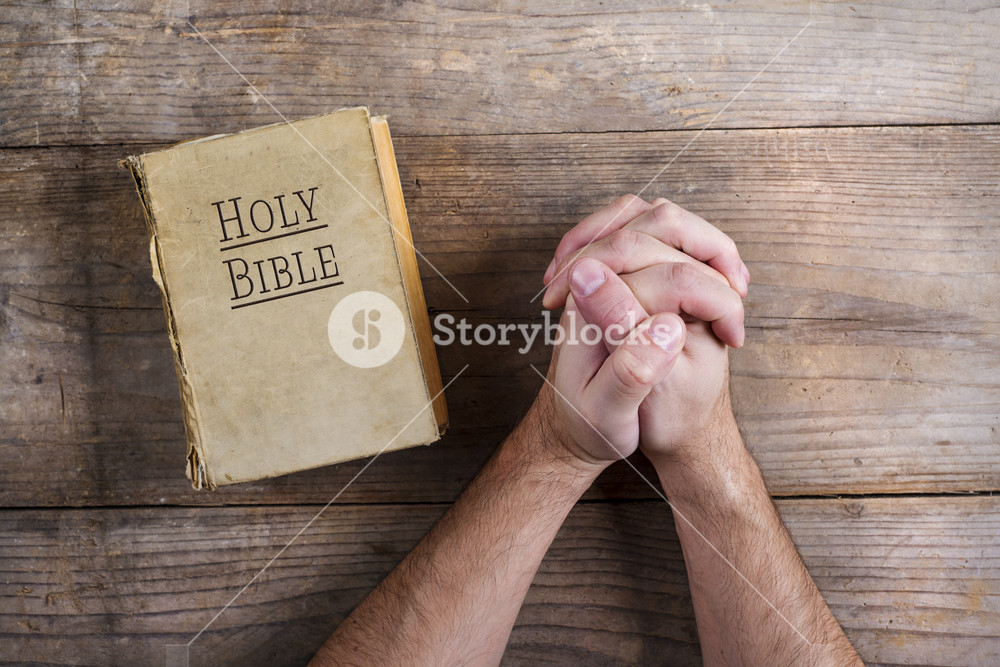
[370,117,448,433]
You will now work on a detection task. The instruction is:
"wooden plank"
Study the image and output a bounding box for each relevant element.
[1,124,998,506]
[781,497,1000,667]
[401,123,1000,496]
[2,1,998,147]
[1,497,997,666]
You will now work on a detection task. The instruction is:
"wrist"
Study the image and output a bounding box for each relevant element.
[507,392,612,489]
[648,408,756,508]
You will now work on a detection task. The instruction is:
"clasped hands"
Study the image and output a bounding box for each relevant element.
[311,194,863,667]
[534,194,749,474]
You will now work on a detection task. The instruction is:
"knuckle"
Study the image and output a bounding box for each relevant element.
[553,236,575,262]
[667,261,700,291]
[607,228,640,255]
[732,294,745,320]
[602,291,637,329]
[650,197,672,208]
[614,348,656,391]
[717,287,745,330]
[615,194,643,216]
[722,235,739,260]
[650,200,681,230]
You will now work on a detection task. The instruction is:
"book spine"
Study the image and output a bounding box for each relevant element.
[370,118,449,435]
[122,156,212,490]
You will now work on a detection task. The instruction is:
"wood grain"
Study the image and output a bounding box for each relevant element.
[1,497,997,666]
[2,124,998,507]
[1,1,997,147]
[5,2,997,663]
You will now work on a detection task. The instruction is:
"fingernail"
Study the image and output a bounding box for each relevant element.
[741,263,751,290]
[647,316,682,356]
[569,259,606,298]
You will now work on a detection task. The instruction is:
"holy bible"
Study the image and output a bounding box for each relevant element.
[124,107,447,489]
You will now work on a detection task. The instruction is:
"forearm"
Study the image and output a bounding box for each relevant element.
[311,399,606,667]
[653,405,861,666]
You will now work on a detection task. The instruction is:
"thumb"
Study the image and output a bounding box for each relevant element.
[568,257,649,353]
[581,313,686,438]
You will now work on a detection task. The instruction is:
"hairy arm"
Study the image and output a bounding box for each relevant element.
[310,397,606,667]
[652,399,861,666]
[312,254,683,664]
[545,194,862,665]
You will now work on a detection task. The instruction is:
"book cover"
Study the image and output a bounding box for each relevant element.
[124,107,447,489]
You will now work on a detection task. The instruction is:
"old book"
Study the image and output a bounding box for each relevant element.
[123,107,447,489]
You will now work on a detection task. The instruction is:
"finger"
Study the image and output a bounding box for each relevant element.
[564,257,649,352]
[550,294,613,395]
[621,262,746,348]
[626,199,749,297]
[580,313,686,449]
[542,227,729,310]
[543,194,652,285]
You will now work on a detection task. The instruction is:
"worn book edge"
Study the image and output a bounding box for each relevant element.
[370,116,448,434]
[122,154,210,488]
[121,109,446,489]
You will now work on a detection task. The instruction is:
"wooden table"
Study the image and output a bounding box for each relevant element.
[2,2,998,665]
